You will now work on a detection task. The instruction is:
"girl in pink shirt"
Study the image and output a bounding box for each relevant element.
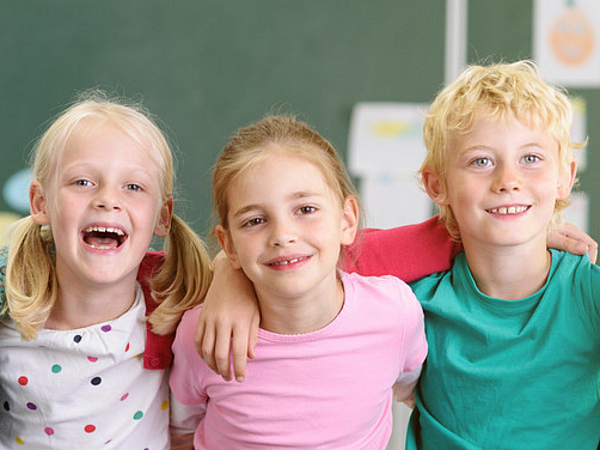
[169,115,428,449]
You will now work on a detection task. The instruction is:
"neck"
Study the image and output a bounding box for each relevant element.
[462,237,552,300]
[46,273,138,330]
[257,273,344,335]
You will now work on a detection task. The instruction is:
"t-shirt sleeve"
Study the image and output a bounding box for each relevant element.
[344,216,460,283]
[170,306,208,406]
[398,280,428,372]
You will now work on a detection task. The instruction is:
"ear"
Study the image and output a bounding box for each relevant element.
[340,196,360,246]
[421,167,448,206]
[29,180,50,225]
[557,160,577,200]
[153,196,173,237]
[215,224,242,269]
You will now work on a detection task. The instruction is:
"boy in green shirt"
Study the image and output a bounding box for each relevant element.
[407,60,599,449]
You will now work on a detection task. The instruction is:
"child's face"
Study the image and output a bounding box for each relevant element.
[425,113,575,250]
[29,120,172,290]
[216,148,358,302]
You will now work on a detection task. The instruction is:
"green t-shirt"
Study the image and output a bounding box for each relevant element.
[406,250,600,450]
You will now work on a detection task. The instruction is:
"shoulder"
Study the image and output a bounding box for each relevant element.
[341,271,422,317]
[176,304,203,337]
[549,250,600,294]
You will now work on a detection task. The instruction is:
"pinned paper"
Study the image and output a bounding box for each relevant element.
[533,0,600,87]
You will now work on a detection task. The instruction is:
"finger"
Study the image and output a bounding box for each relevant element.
[561,223,598,251]
[231,324,249,383]
[213,324,233,382]
[247,311,260,360]
[199,323,218,374]
[588,241,598,264]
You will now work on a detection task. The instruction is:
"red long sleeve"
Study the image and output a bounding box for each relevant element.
[344,216,461,283]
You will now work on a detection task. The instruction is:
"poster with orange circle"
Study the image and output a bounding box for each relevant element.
[533,0,600,87]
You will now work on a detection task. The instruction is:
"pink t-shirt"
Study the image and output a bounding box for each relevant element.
[170,271,427,449]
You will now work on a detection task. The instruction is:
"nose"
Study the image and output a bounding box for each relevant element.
[269,217,297,247]
[93,186,122,211]
[492,163,521,193]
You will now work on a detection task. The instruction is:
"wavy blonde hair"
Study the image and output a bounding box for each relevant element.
[5,90,212,340]
[420,60,583,239]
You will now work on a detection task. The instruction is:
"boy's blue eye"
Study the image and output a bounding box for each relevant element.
[125,184,142,191]
[522,155,540,164]
[74,179,92,187]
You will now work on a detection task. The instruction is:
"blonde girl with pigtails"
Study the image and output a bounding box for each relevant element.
[0,90,212,449]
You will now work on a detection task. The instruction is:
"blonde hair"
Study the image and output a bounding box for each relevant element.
[212,115,363,263]
[5,90,212,340]
[420,60,583,239]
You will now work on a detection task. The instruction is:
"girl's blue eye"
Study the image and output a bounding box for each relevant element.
[74,180,92,187]
[523,154,540,164]
[471,157,491,167]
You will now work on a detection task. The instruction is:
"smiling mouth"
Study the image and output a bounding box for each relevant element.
[487,206,529,215]
[82,226,127,250]
[268,256,310,266]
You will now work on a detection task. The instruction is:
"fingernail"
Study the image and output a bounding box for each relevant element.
[236,376,244,383]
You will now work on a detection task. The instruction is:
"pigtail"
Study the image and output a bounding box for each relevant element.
[147,213,213,335]
[6,217,58,340]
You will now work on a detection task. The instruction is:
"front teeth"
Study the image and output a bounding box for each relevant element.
[489,206,528,215]
[83,226,125,236]
[272,257,306,266]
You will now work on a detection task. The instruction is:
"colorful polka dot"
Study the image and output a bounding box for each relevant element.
[101,325,112,332]
[84,424,96,433]
[91,377,102,386]
[15,437,24,444]
[133,410,144,420]
[87,356,98,363]
[73,334,82,343]
[161,400,169,411]
[120,393,129,401]
[44,427,54,436]
[17,376,28,386]
[51,364,62,374]
[26,402,37,410]
[125,342,130,352]
[3,401,9,411]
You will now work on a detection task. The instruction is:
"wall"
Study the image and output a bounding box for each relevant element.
[0,1,446,239]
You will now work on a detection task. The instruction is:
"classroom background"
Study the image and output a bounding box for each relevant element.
[2,1,599,447]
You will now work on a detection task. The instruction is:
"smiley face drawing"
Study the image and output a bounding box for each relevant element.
[549,7,595,66]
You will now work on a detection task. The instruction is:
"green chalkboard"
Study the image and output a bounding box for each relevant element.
[0,1,446,239]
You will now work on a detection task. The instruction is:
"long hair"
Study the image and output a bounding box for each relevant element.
[6,90,212,339]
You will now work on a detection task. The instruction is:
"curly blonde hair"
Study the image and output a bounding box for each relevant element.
[420,60,583,239]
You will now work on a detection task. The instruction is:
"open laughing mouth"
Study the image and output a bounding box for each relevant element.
[82,226,127,250]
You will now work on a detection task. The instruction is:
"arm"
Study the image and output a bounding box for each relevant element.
[195,251,259,382]
[393,366,422,409]
[169,395,206,450]
[548,222,598,264]
[344,216,460,281]
[344,216,597,279]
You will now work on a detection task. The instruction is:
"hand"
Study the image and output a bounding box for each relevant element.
[548,222,598,264]
[195,251,259,382]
